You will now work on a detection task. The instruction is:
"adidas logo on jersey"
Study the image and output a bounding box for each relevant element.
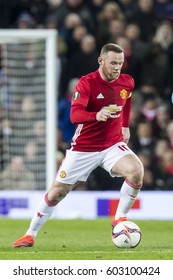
[97,93,104,99]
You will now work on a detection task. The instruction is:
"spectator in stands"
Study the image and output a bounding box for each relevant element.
[21,96,36,115]
[17,12,36,29]
[116,0,138,22]
[153,148,173,190]
[166,120,173,149]
[153,140,173,190]
[88,0,106,28]
[69,24,89,55]
[1,119,13,139]
[133,121,156,153]
[130,0,159,42]
[139,96,159,122]
[58,12,82,58]
[162,149,173,176]
[67,34,98,81]
[139,41,169,94]
[154,20,173,94]
[33,120,46,147]
[152,104,171,139]
[154,138,170,161]
[58,77,79,152]
[96,2,126,49]
[45,14,58,29]
[32,120,46,189]
[24,141,38,169]
[24,141,38,160]
[154,20,173,51]
[137,149,155,190]
[46,0,63,15]
[0,156,36,190]
[154,0,173,22]
[128,104,141,151]
[52,0,95,34]
[133,81,159,111]
[59,14,90,58]
[108,19,126,45]
[16,96,37,140]
[55,36,69,97]
[0,118,14,168]
[24,140,45,190]
[0,1,44,29]
[16,0,48,27]
[125,22,149,86]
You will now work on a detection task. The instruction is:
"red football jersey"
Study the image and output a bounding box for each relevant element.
[70,70,134,152]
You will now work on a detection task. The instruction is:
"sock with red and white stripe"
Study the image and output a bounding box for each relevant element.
[115,179,141,220]
[26,193,57,238]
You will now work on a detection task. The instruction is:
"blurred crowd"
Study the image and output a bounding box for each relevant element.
[0,0,173,191]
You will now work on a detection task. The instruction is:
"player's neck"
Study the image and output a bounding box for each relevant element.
[98,69,119,83]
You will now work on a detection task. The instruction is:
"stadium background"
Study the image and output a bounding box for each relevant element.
[0,0,173,219]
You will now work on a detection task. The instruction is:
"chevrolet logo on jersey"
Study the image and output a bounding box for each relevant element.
[103,104,123,118]
[103,104,123,113]
[120,89,128,99]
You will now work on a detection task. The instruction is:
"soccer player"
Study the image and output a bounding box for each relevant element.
[13,43,144,247]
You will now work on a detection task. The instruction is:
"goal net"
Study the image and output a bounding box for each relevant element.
[0,30,57,191]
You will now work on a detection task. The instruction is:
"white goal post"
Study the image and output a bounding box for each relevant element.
[0,30,57,191]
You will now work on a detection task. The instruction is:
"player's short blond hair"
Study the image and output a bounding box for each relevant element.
[100,43,124,56]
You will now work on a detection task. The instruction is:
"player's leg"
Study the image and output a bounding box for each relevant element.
[26,181,75,236]
[101,142,144,224]
[13,150,100,247]
[12,181,74,247]
[111,153,144,222]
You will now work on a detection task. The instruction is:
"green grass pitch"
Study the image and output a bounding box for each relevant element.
[0,218,173,260]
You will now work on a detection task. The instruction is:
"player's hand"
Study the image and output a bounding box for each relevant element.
[96,109,111,122]
[122,127,130,144]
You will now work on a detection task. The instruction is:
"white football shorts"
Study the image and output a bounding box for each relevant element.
[55,142,136,184]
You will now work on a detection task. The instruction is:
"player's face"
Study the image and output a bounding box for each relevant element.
[99,51,124,82]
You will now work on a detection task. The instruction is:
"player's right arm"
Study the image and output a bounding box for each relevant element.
[70,105,97,124]
[70,78,110,124]
[96,109,111,122]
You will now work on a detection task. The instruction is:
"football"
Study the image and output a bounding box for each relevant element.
[112,221,142,248]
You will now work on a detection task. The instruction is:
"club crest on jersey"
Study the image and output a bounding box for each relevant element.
[59,170,66,178]
[72,91,80,100]
[120,89,127,99]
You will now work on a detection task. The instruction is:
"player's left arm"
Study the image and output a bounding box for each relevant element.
[122,96,132,144]
[122,75,134,144]
[122,127,130,144]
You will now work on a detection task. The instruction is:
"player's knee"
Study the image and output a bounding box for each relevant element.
[57,184,70,200]
[128,160,144,186]
[48,182,71,203]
